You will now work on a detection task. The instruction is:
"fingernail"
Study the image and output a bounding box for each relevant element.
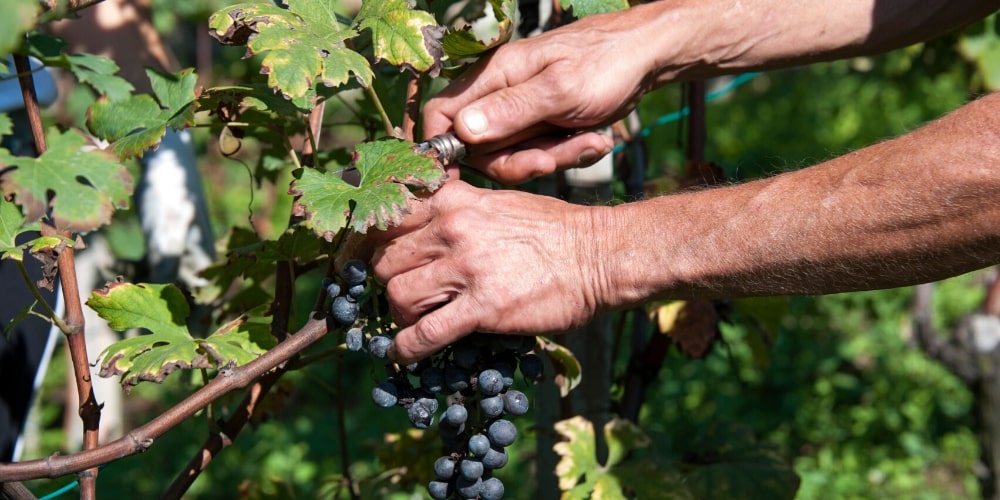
[461,107,489,136]
[577,148,602,165]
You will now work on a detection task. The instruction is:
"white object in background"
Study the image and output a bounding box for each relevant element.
[0,56,58,113]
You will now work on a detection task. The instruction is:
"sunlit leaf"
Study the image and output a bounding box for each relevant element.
[538,336,582,397]
[0,127,132,232]
[354,0,443,74]
[290,139,447,239]
[209,1,373,99]
[199,316,276,367]
[560,0,629,18]
[441,0,516,60]
[87,68,198,159]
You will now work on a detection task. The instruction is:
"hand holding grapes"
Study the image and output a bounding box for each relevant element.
[371,180,612,363]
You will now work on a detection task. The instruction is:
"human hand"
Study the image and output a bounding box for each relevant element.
[370,180,608,363]
[423,8,659,184]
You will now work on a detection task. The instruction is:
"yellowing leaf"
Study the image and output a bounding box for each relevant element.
[441,0,516,61]
[209,1,373,99]
[290,139,447,239]
[538,336,583,397]
[0,127,132,232]
[354,0,443,74]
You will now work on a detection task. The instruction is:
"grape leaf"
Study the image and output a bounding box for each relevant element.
[290,139,447,239]
[560,0,629,18]
[27,34,134,101]
[554,416,691,499]
[441,0,516,60]
[209,1,373,100]
[354,0,443,74]
[0,0,37,72]
[0,195,27,261]
[91,281,275,391]
[652,299,718,358]
[0,127,132,232]
[958,22,1000,90]
[87,68,198,159]
[537,336,582,397]
[0,113,12,137]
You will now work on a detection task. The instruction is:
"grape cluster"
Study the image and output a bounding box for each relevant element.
[324,260,369,349]
[370,334,543,499]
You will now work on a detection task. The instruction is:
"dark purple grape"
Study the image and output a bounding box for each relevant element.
[371,381,398,408]
[468,433,490,457]
[482,447,508,470]
[502,390,529,416]
[345,327,363,352]
[444,403,468,426]
[479,394,504,419]
[459,458,484,481]
[456,477,483,499]
[481,477,505,500]
[407,400,435,429]
[367,335,393,359]
[493,360,516,388]
[347,283,366,299]
[325,281,341,298]
[427,480,452,499]
[478,369,504,396]
[340,259,367,286]
[421,367,446,393]
[519,353,544,381]
[331,296,359,325]
[452,342,480,370]
[487,419,516,447]
[433,456,456,480]
[445,365,471,392]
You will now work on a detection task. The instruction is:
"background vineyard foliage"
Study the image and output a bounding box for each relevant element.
[9,2,1000,499]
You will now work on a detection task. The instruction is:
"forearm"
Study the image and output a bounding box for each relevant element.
[618,0,997,84]
[596,92,1000,304]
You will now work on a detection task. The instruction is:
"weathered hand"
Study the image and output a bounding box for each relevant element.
[371,181,606,363]
[423,8,659,184]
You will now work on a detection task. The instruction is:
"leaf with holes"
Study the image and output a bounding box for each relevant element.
[441,0,515,61]
[209,0,373,100]
[90,281,207,392]
[554,416,690,499]
[354,0,443,74]
[0,127,132,232]
[290,139,447,239]
[560,0,629,18]
[87,68,198,159]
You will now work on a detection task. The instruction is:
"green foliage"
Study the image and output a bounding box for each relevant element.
[560,0,629,18]
[290,138,447,237]
[27,34,135,101]
[958,13,1000,90]
[353,0,442,73]
[0,195,29,260]
[87,68,198,159]
[0,0,37,71]
[209,1,373,100]
[538,336,584,397]
[440,0,515,60]
[90,281,275,391]
[0,127,132,232]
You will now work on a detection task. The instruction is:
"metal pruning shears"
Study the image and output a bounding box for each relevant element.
[415,132,468,165]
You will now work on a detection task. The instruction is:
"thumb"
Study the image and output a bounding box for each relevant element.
[453,75,568,145]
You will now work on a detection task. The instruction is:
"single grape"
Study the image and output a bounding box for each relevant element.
[444,365,471,393]
[487,419,517,447]
[416,397,439,415]
[407,400,435,429]
[345,327,363,352]
[481,477,505,500]
[325,281,341,298]
[493,359,516,388]
[452,342,480,370]
[443,403,469,426]
[459,458,484,481]
[502,390,529,416]
[479,395,504,419]
[371,381,398,408]
[347,283,366,299]
[433,456,457,480]
[478,369,504,396]
[427,480,452,500]
[331,296,359,325]
[456,477,483,500]
[468,433,491,457]
[367,335,393,359]
[421,367,446,393]
[341,259,368,286]
[519,353,544,381]
[515,335,537,354]
[482,447,508,470]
